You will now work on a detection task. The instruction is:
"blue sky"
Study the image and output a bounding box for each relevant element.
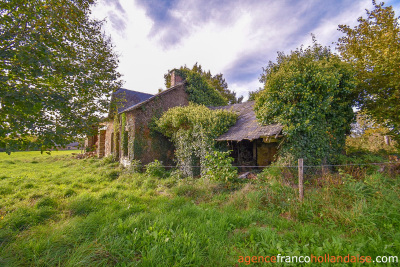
[92,0,400,99]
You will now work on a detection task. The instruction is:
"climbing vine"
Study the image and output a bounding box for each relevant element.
[113,113,120,160]
[121,113,128,157]
[156,103,237,177]
[255,41,356,165]
[170,68,228,106]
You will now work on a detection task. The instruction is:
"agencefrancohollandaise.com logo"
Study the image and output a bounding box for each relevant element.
[238,254,398,265]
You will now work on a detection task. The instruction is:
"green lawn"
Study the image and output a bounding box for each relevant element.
[0,151,399,266]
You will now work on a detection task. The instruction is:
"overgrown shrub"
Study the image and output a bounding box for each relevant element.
[166,65,228,106]
[101,155,114,165]
[129,159,142,173]
[145,160,166,178]
[164,63,243,104]
[255,40,356,166]
[346,112,397,153]
[203,151,237,182]
[156,103,237,177]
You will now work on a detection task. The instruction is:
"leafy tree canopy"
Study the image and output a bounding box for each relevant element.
[337,1,400,148]
[255,41,357,165]
[0,0,122,153]
[247,88,262,101]
[156,103,237,176]
[164,63,243,106]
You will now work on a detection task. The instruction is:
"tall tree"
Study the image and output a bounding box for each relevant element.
[337,1,400,148]
[164,63,243,105]
[0,0,122,152]
[255,41,356,165]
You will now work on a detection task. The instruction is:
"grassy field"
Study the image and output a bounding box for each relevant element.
[0,151,399,266]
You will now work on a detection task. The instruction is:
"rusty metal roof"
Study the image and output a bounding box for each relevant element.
[211,101,282,141]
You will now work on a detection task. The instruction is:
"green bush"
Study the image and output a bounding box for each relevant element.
[203,151,237,182]
[156,103,237,177]
[171,67,228,106]
[145,160,166,178]
[255,41,356,166]
[129,159,142,173]
[100,155,114,165]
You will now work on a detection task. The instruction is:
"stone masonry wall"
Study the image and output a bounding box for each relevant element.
[126,83,189,165]
[103,120,114,157]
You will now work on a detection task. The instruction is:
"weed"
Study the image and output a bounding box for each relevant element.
[103,169,120,181]
[69,194,99,216]
[36,197,58,208]
[64,188,77,198]
[145,160,166,178]
[0,150,398,266]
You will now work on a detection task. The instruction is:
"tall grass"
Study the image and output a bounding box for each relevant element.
[0,151,399,266]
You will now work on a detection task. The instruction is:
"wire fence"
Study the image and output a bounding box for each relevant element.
[144,161,399,169]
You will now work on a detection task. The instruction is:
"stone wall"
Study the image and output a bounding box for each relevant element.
[97,130,106,157]
[126,83,189,165]
[84,134,98,151]
[103,121,114,157]
[94,83,189,164]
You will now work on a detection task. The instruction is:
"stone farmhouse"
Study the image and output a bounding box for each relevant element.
[86,71,282,168]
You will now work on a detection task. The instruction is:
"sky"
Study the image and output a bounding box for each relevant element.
[91,0,400,99]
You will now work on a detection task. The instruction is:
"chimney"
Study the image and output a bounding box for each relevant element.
[170,69,183,87]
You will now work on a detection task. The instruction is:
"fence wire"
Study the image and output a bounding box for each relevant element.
[141,161,399,169]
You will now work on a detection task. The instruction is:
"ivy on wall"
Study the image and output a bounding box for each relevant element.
[171,68,228,107]
[121,113,128,157]
[165,63,243,105]
[113,113,120,160]
[156,103,237,177]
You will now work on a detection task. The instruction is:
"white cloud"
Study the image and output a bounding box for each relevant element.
[91,0,400,99]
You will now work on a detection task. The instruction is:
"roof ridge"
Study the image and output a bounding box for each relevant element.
[119,81,187,114]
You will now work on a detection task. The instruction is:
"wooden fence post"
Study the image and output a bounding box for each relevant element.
[298,158,304,202]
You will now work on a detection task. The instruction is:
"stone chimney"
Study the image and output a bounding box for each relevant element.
[170,69,183,87]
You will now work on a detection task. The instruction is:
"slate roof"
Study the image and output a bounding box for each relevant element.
[119,82,186,113]
[113,88,154,113]
[211,101,283,141]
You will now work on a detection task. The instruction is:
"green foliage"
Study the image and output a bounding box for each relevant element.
[69,194,99,216]
[255,40,356,165]
[145,160,166,178]
[179,68,227,106]
[100,155,114,165]
[156,103,237,140]
[347,112,397,153]
[337,1,400,149]
[203,151,237,182]
[103,169,121,181]
[129,159,142,173]
[0,0,122,152]
[113,114,119,160]
[120,113,128,157]
[0,151,399,266]
[165,63,242,105]
[156,103,237,177]
[247,88,262,101]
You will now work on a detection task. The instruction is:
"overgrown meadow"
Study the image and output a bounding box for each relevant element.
[0,150,399,266]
